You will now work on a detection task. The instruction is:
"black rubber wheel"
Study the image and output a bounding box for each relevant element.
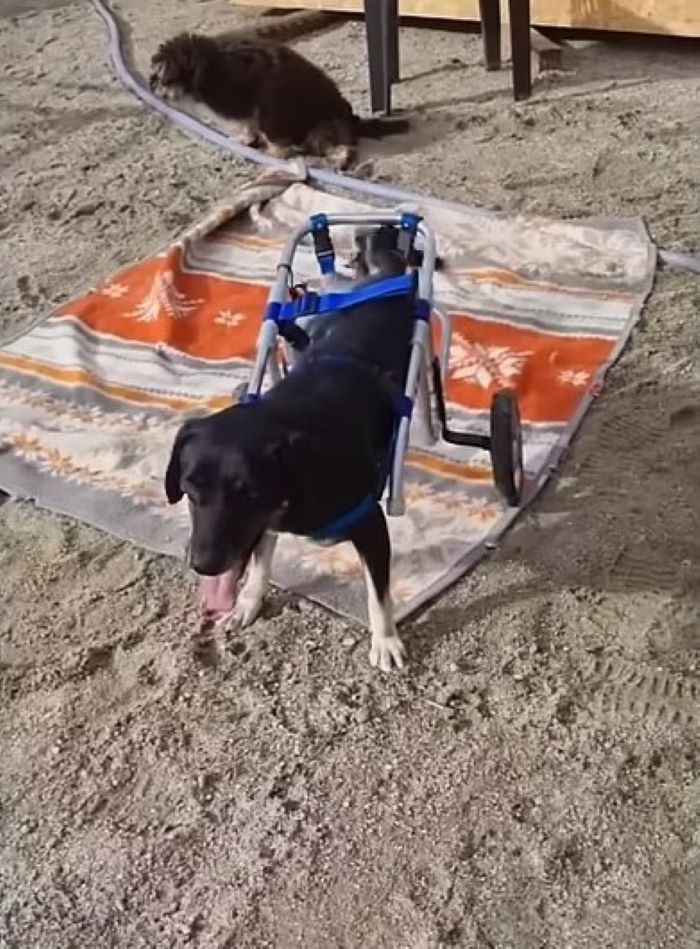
[490,389,524,506]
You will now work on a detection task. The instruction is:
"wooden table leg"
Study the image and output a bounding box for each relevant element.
[364,0,393,114]
[478,0,501,71]
[508,0,532,100]
[386,0,400,84]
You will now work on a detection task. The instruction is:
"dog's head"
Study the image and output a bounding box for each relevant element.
[164,408,299,583]
[351,225,443,279]
[149,33,214,101]
[352,226,406,279]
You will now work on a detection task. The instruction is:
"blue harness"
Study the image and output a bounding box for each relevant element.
[264,271,430,325]
[250,265,430,543]
[309,492,377,543]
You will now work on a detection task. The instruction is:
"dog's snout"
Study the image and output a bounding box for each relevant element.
[189,556,226,577]
[187,544,228,578]
[188,548,208,575]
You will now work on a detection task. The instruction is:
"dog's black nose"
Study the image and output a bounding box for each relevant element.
[187,546,222,577]
[189,556,225,577]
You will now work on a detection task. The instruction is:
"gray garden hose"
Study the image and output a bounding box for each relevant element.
[91,0,699,275]
[658,249,700,276]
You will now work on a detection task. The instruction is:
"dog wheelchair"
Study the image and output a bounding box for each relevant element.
[242,212,524,517]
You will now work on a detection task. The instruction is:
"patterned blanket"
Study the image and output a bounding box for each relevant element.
[0,166,655,623]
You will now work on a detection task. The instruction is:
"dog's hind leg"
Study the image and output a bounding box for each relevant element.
[306,120,356,170]
[258,131,295,160]
[349,503,406,672]
[230,532,278,629]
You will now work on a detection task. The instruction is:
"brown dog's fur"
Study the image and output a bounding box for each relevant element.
[149,33,409,168]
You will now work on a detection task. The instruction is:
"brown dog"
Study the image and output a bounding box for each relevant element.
[149,33,409,168]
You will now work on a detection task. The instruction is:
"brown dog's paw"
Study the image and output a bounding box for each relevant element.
[262,138,294,160]
[324,144,354,171]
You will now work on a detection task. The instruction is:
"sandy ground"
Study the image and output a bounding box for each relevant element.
[1,0,700,946]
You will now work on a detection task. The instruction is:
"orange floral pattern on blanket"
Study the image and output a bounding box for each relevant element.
[58,246,267,363]
[55,244,616,427]
[443,313,613,423]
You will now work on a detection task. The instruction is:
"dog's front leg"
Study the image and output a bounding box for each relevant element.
[230,532,277,628]
[259,133,293,160]
[349,503,406,672]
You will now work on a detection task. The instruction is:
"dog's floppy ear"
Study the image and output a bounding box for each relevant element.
[164,423,193,504]
[183,36,208,93]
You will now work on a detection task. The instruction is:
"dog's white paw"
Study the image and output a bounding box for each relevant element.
[213,592,264,632]
[231,592,265,629]
[369,634,406,672]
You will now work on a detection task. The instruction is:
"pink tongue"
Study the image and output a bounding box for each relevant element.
[199,571,238,615]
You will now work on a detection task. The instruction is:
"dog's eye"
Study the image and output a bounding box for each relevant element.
[228,477,258,502]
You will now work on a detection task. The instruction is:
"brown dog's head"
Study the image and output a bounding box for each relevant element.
[149,33,216,101]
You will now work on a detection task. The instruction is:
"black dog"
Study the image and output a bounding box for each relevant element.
[149,33,409,169]
[165,230,420,671]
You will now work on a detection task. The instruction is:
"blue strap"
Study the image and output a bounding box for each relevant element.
[275,272,417,323]
[310,213,328,230]
[397,212,420,261]
[310,213,335,276]
[415,298,430,322]
[400,211,421,235]
[310,493,375,542]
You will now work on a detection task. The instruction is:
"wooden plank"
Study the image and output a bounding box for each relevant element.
[530,27,562,71]
[229,0,700,38]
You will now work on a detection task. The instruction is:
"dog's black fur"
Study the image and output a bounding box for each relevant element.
[166,291,412,571]
[149,33,409,168]
[165,228,418,669]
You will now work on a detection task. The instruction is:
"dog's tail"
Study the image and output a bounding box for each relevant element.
[353,115,410,139]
